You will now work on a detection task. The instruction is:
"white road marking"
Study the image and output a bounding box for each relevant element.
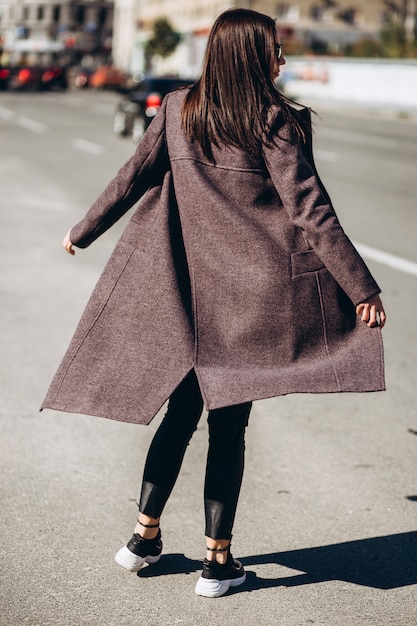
[319,127,399,150]
[315,149,338,162]
[16,115,49,134]
[0,108,49,133]
[354,241,417,277]
[0,106,16,121]
[72,138,104,155]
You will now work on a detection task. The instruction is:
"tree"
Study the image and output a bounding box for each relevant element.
[380,0,417,57]
[145,18,180,60]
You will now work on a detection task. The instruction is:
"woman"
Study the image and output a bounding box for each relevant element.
[42,9,386,598]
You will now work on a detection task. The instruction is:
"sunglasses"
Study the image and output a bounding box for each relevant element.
[274,43,283,60]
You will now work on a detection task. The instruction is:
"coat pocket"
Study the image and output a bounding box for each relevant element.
[291,249,325,278]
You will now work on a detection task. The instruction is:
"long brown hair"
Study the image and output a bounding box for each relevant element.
[181,8,307,161]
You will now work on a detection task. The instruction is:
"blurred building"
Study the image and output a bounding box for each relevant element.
[112,0,412,75]
[112,0,140,72]
[112,0,232,75]
[0,0,114,65]
[269,0,415,53]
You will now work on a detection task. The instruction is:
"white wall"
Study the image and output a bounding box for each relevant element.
[282,58,417,111]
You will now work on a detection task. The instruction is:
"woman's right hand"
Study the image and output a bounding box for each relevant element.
[63,229,75,256]
[356,294,386,329]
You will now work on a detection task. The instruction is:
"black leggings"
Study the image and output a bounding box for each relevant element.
[139,370,252,539]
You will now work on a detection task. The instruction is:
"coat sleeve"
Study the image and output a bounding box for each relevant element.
[262,110,381,306]
[70,97,169,248]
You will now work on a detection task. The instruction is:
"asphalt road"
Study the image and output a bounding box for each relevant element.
[1,89,416,626]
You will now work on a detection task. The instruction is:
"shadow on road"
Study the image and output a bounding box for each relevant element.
[241,531,417,591]
[138,531,417,592]
[138,554,202,578]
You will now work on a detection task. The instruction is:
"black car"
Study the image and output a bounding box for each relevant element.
[9,66,44,90]
[41,66,68,91]
[0,66,11,90]
[9,65,68,91]
[113,76,194,142]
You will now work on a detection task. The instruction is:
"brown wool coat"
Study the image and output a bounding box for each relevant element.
[41,89,385,425]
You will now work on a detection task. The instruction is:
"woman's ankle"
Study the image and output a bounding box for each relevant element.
[135,514,160,539]
[205,537,230,564]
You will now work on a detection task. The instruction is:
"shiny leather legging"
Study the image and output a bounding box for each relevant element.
[139,370,252,539]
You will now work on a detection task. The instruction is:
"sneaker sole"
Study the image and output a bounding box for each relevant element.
[195,572,246,598]
[115,546,161,572]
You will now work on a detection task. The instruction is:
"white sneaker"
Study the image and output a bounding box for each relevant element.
[195,555,246,597]
[115,530,162,572]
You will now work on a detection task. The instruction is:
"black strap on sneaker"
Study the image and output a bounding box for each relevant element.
[206,544,230,552]
[138,520,160,528]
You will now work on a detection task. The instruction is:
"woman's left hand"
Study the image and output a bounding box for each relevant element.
[356,294,386,329]
[63,229,75,256]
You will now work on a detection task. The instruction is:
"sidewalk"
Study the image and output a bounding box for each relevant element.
[300,96,417,122]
